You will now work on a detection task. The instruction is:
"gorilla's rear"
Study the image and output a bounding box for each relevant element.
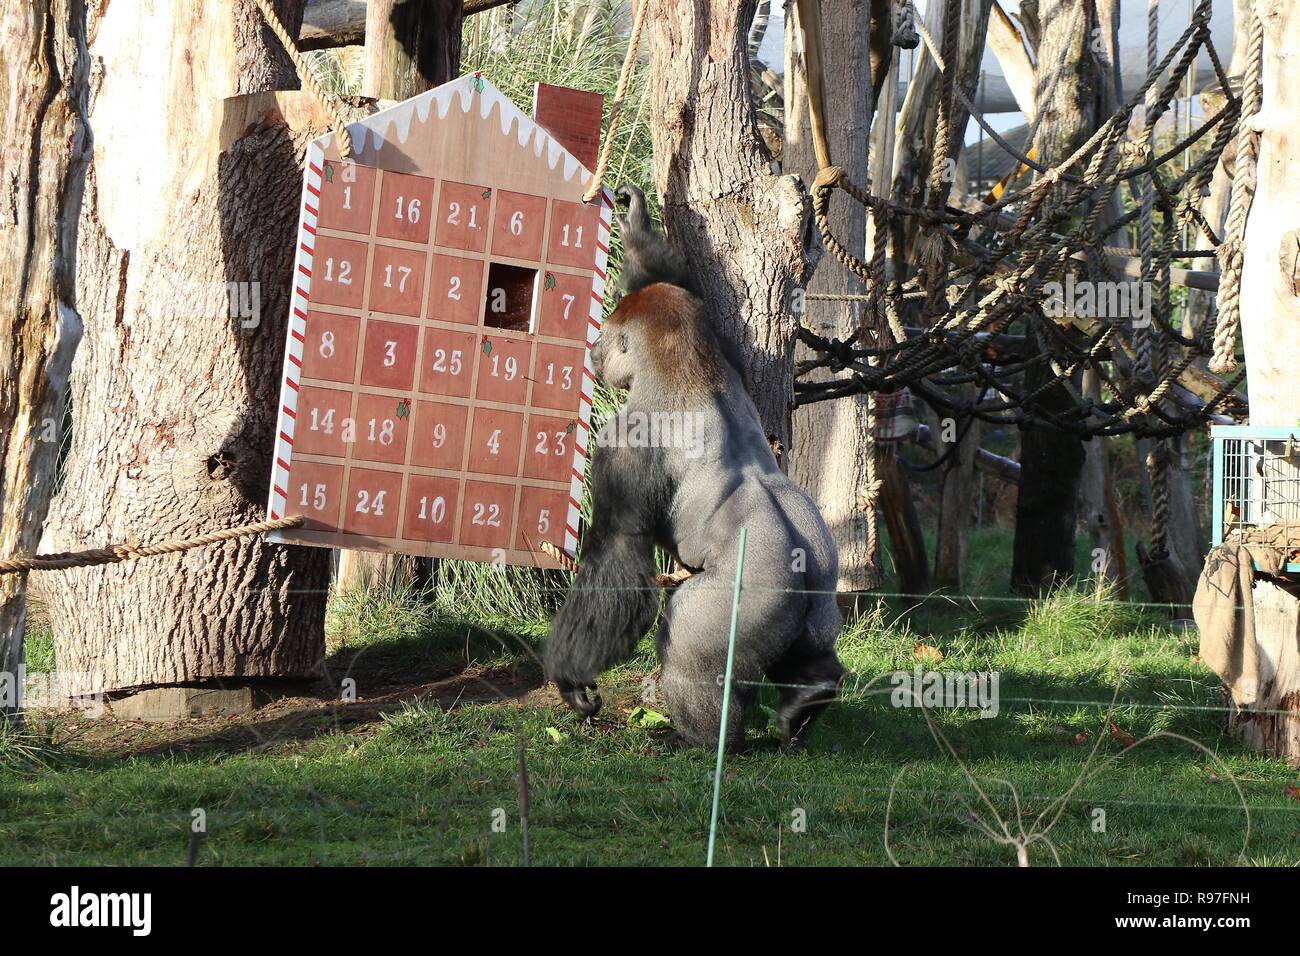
[543,185,843,750]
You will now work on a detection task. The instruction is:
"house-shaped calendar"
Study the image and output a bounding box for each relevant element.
[265,73,611,568]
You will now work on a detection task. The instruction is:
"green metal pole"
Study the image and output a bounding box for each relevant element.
[706,527,747,867]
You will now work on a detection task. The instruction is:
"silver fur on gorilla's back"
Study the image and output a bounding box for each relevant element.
[543,185,844,750]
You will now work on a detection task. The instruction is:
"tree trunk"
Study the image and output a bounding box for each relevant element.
[1230,579,1300,762]
[1075,2,1126,598]
[889,0,992,267]
[362,0,462,101]
[1229,0,1300,762]
[785,0,878,592]
[1009,0,1100,594]
[879,450,929,594]
[339,0,463,592]
[933,395,981,590]
[1078,372,1127,596]
[647,0,816,448]
[0,0,91,714]
[42,0,334,694]
[1238,1,1300,425]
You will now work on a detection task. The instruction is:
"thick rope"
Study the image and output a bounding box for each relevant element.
[581,0,648,203]
[251,0,354,159]
[1210,4,1264,374]
[0,516,305,576]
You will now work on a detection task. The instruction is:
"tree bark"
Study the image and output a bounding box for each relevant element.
[1230,0,1300,762]
[1231,579,1300,762]
[1078,371,1127,596]
[647,0,816,448]
[362,0,463,101]
[879,450,929,594]
[890,0,992,267]
[1238,0,1300,425]
[0,0,91,713]
[1075,1,1127,598]
[933,395,981,590]
[42,0,333,693]
[785,0,878,592]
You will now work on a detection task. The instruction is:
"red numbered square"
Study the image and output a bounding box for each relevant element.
[360,318,419,390]
[435,181,490,253]
[342,467,402,538]
[548,200,600,269]
[523,414,579,482]
[353,393,412,466]
[376,171,435,244]
[515,486,570,553]
[368,245,427,317]
[419,327,476,398]
[410,400,468,470]
[311,236,367,309]
[300,311,359,383]
[475,334,531,405]
[403,475,460,543]
[284,459,345,532]
[538,271,592,341]
[459,480,515,550]
[531,343,584,412]
[427,254,484,325]
[295,386,353,457]
[491,191,547,261]
[468,407,524,477]
[317,161,376,235]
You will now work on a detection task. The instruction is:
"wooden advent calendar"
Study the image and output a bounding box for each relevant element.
[265,74,611,568]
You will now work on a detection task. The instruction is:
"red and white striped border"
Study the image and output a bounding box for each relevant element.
[561,186,614,560]
[266,140,326,526]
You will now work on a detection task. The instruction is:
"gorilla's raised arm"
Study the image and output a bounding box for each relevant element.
[543,444,664,717]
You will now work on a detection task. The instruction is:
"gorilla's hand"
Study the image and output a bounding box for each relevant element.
[557,681,602,717]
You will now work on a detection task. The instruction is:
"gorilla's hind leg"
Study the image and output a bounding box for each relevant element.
[767,646,844,751]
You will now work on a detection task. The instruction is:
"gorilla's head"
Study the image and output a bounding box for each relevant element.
[593,184,742,397]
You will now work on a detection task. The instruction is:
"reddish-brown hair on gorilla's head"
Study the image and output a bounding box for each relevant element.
[604,282,725,398]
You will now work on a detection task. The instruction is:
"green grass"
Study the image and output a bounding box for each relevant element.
[4,583,1298,867]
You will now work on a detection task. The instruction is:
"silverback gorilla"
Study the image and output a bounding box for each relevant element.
[543,185,844,751]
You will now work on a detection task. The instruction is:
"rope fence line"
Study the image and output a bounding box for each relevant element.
[0,516,304,576]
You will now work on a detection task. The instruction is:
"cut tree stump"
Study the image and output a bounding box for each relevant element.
[1230,578,1300,763]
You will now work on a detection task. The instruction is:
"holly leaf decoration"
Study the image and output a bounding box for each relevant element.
[481,189,492,200]
[482,336,492,355]
[565,421,576,434]
[324,163,335,183]
[472,73,485,94]
[395,399,411,420]
[544,272,557,291]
